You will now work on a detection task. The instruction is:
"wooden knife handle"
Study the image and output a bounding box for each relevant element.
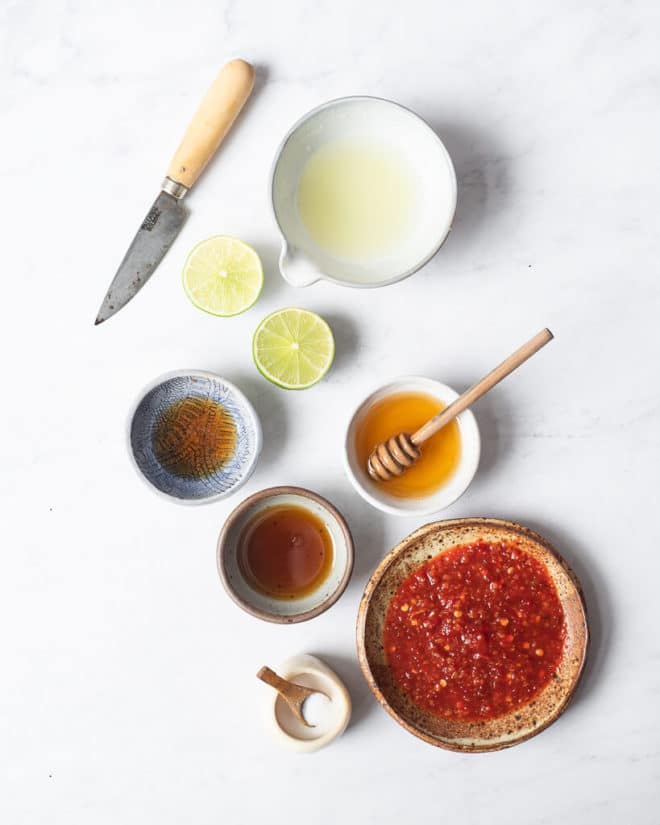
[166,59,255,190]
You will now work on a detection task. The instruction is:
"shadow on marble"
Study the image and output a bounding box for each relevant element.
[422,117,511,263]
[314,651,378,731]
[469,391,512,487]
[314,479,386,596]
[518,518,610,711]
[213,371,287,474]
[195,62,270,188]
[322,312,359,376]
[251,63,270,97]
[251,241,286,304]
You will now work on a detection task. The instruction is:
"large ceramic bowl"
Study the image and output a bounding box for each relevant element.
[344,377,480,516]
[217,486,354,623]
[128,370,261,504]
[357,518,589,752]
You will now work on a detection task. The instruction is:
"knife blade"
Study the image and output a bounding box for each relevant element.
[95,190,188,325]
[94,59,255,325]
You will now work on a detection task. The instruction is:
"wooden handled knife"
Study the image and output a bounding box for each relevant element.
[95,59,255,325]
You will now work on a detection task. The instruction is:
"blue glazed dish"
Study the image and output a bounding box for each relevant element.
[128,370,262,503]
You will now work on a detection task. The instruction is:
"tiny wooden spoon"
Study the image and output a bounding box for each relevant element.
[367,328,554,482]
[257,666,329,728]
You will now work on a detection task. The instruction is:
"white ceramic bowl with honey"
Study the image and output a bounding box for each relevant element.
[343,377,480,517]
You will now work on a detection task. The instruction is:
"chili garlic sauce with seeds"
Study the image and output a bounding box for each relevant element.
[355,391,461,498]
[239,505,334,600]
[153,397,237,479]
[384,541,566,721]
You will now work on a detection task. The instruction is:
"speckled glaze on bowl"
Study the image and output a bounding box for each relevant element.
[357,518,588,752]
[128,370,261,504]
[218,486,354,624]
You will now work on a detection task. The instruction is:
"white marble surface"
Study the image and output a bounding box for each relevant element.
[2,1,660,822]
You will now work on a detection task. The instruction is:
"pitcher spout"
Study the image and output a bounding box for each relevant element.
[279,242,322,287]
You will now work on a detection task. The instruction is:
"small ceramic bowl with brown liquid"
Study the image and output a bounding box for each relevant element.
[217,486,354,623]
[128,370,262,504]
[344,376,480,517]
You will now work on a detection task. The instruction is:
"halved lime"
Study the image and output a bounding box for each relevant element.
[182,235,263,317]
[252,308,335,389]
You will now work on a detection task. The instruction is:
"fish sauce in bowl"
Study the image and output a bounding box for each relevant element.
[153,397,237,479]
[128,371,261,503]
[239,505,334,600]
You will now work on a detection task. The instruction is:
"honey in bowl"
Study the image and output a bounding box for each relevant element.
[355,391,461,498]
[239,505,334,600]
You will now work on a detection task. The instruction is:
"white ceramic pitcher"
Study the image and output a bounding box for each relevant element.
[271,96,457,288]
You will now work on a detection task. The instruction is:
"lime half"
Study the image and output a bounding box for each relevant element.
[252,308,335,389]
[182,236,263,316]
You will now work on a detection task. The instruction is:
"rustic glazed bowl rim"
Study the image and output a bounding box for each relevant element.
[126,369,263,506]
[270,95,458,289]
[356,517,589,752]
[217,486,355,624]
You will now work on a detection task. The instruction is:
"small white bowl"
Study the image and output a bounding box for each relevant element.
[261,654,352,752]
[343,377,480,517]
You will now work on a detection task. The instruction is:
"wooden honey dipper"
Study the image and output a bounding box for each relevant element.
[367,328,554,482]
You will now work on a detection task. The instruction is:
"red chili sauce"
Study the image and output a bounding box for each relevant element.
[383,541,566,721]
